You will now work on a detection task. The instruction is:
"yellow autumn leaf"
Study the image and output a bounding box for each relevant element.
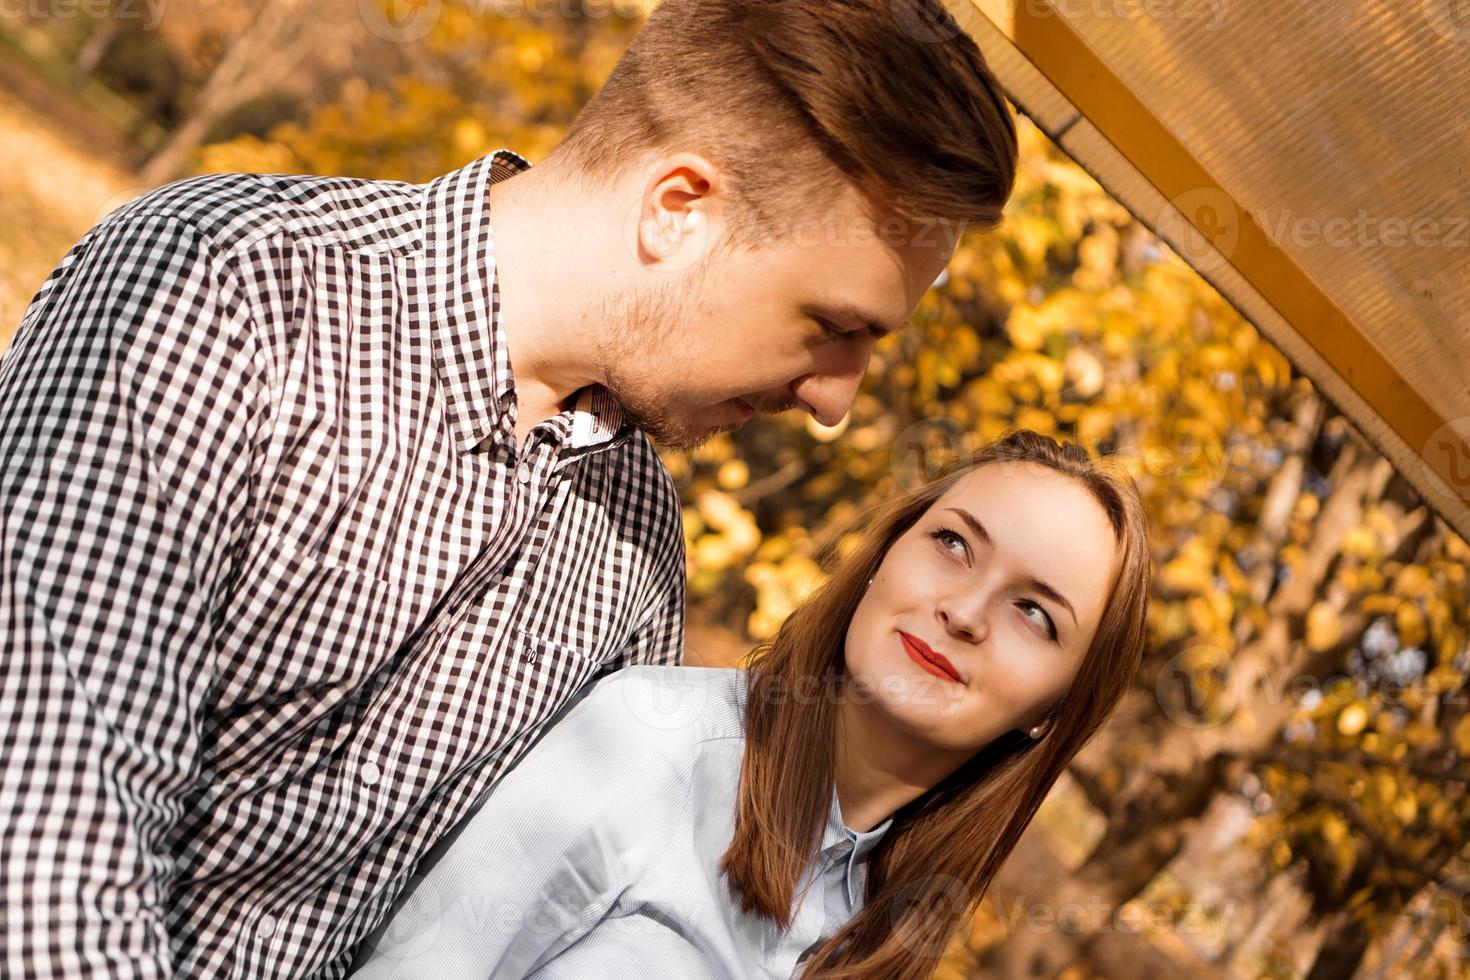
[1396,602,1428,649]
[1337,702,1370,737]
[1321,811,1348,846]
[1306,601,1343,652]
[716,459,749,491]
[1455,715,1470,756]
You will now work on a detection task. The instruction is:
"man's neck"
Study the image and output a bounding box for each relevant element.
[487,164,603,448]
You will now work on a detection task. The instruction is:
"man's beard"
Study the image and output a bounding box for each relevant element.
[594,261,735,452]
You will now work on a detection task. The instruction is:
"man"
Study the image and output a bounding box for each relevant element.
[0,0,1016,976]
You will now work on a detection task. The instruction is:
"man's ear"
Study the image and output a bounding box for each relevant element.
[632,151,725,272]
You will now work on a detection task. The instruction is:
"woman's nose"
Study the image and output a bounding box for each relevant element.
[938,602,986,643]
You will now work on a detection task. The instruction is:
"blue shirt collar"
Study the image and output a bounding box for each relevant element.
[821,785,893,911]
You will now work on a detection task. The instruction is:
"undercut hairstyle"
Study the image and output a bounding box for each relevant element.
[547,0,1019,248]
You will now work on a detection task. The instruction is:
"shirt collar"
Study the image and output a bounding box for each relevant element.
[821,786,894,911]
[419,148,628,457]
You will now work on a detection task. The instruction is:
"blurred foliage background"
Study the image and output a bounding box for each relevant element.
[2,2,1469,977]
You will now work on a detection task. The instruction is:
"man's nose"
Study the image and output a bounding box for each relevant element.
[792,347,872,427]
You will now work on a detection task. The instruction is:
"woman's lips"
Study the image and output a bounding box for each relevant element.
[898,631,964,685]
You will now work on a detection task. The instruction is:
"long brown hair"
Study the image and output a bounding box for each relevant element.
[547,0,1018,246]
[719,428,1153,978]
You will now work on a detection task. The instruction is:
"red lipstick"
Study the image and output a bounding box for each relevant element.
[898,631,964,685]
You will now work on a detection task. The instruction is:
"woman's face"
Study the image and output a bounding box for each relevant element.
[843,460,1119,754]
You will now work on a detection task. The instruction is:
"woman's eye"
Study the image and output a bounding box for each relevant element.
[928,527,968,560]
[1019,601,1059,642]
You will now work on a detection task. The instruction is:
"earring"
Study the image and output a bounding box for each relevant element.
[866,576,874,586]
[1028,724,1045,739]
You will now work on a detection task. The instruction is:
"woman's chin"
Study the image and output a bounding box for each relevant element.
[851,673,975,742]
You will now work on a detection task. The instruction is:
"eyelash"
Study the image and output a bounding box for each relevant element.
[817,317,848,341]
[927,525,1059,643]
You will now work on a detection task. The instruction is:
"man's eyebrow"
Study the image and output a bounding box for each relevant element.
[815,303,907,340]
[944,506,1078,626]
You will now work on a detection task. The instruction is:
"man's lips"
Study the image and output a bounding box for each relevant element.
[899,630,964,685]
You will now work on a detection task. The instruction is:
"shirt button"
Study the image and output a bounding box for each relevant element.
[360,760,381,786]
[516,463,532,484]
[258,914,276,939]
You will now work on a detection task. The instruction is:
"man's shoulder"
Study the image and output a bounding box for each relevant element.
[602,430,684,538]
[100,169,424,262]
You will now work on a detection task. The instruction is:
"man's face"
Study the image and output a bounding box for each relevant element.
[600,156,956,451]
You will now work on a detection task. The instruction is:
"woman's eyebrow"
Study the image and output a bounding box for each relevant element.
[943,507,1077,626]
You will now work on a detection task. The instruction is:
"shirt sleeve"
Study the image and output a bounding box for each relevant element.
[0,206,260,978]
[347,673,682,979]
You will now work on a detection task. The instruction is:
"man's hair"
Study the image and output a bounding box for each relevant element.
[547,0,1019,247]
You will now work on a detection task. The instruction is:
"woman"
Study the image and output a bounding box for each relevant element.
[349,428,1151,979]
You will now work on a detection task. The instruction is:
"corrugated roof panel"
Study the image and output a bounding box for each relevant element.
[955,0,1470,539]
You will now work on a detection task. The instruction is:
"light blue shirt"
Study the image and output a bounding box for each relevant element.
[348,665,893,979]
